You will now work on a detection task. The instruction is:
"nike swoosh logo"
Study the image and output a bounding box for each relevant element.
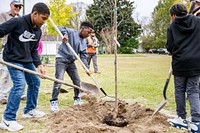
[3,120,9,127]
[19,34,37,42]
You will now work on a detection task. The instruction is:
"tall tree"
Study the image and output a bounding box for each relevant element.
[150,0,174,48]
[47,0,78,35]
[142,0,190,50]
[70,2,88,30]
[86,0,142,54]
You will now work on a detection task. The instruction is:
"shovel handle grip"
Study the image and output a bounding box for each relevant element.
[163,67,172,100]
[163,79,170,100]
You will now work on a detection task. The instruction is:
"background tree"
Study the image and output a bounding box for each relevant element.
[142,0,190,50]
[47,0,78,35]
[70,2,88,30]
[86,0,142,54]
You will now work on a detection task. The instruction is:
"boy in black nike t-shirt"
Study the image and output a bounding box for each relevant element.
[0,2,50,132]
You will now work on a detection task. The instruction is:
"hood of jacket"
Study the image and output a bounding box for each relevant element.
[173,14,197,33]
[24,14,41,30]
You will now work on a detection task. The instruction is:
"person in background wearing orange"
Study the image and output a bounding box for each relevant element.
[86,31,100,74]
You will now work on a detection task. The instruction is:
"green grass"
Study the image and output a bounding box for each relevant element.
[0,54,185,132]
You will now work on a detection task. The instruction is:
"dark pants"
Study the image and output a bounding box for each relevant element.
[174,75,200,122]
[51,57,80,101]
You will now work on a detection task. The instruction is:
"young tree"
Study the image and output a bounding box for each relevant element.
[142,0,190,50]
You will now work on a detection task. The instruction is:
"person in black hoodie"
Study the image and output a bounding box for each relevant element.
[0,2,50,132]
[166,4,200,132]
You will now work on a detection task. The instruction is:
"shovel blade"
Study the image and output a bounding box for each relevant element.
[80,82,100,97]
[152,99,168,116]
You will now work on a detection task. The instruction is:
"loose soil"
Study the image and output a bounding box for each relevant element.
[47,99,187,133]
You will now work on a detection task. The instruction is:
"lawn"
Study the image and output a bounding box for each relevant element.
[0,54,181,132]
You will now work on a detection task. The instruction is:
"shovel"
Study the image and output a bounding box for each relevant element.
[48,17,109,97]
[0,60,100,97]
[152,66,172,116]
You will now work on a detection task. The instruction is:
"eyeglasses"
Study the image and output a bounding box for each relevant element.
[14,5,22,9]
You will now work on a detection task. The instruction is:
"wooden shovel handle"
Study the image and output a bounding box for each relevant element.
[0,60,83,91]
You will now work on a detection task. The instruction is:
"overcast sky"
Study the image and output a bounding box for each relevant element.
[0,0,159,21]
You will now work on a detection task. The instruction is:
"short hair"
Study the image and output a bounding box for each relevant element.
[31,2,50,15]
[170,4,188,17]
[80,21,94,30]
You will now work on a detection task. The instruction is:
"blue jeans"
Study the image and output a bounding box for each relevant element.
[174,75,200,122]
[51,57,80,101]
[4,62,40,121]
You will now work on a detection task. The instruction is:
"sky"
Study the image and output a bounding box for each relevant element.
[0,0,159,22]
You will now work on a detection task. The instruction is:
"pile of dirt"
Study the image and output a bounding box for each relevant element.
[48,100,173,133]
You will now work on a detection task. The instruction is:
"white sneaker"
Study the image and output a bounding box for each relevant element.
[74,98,83,105]
[50,100,59,113]
[22,109,45,118]
[0,116,23,131]
[167,117,188,130]
[190,121,200,133]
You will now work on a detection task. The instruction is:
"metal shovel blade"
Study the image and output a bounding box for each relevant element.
[80,82,100,97]
[152,99,168,116]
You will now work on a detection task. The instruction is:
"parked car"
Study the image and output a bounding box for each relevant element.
[157,48,169,54]
[132,48,138,54]
[148,49,157,54]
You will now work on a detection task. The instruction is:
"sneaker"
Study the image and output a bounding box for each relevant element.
[190,122,200,133]
[50,100,59,113]
[167,117,188,130]
[74,98,83,105]
[0,116,23,131]
[22,109,45,118]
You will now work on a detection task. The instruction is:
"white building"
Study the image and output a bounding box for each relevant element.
[41,41,61,56]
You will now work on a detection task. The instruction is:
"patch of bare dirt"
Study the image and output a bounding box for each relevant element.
[47,100,180,133]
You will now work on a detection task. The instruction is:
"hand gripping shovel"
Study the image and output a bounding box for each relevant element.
[152,66,172,116]
[0,60,100,97]
[48,17,110,98]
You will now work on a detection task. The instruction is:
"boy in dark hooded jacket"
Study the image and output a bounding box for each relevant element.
[166,4,200,132]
